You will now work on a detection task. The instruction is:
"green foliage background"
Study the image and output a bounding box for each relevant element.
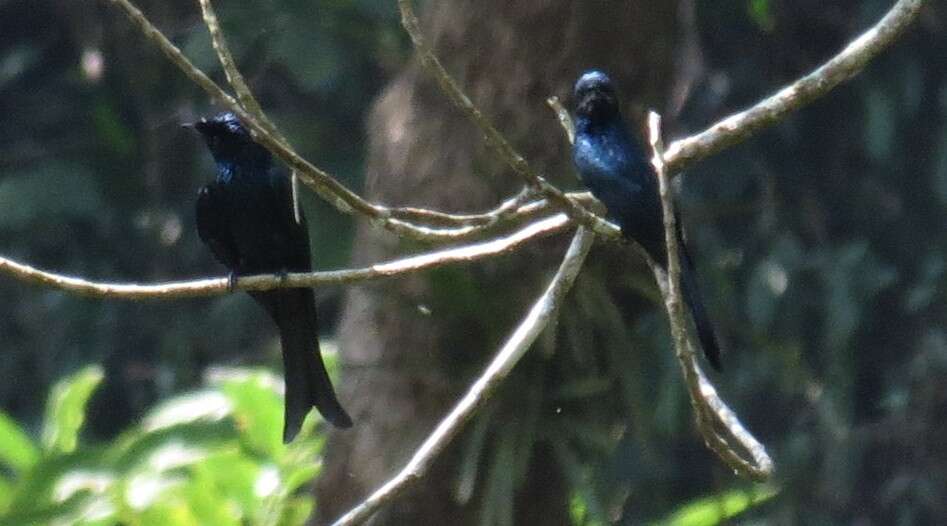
[0,0,944,524]
[0,366,328,525]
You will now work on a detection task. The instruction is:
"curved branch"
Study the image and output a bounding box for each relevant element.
[0,215,570,299]
[105,0,498,243]
[665,0,925,173]
[331,226,596,526]
[104,1,378,212]
[650,112,773,481]
[388,186,536,227]
[101,0,923,244]
[397,0,618,240]
[197,0,276,136]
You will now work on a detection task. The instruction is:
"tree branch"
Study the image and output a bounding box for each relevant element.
[100,0,924,245]
[331,226,596,526]
[649,112,773,481]
[664,0,925,173]
[197,0,313,222]
[106,0,519,243]
[397,0,619,240]
[0,215,570,299]
[197,0,276,135]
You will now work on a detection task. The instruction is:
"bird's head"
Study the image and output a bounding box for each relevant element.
[574,70,620,123]
[186,112,270,166]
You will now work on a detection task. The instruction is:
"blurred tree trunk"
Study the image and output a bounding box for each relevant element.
[315,1,695,523]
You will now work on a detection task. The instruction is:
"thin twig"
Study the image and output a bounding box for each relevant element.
[649,111,773,481]
[102,0,923,243]
[196,0,315,225]
[331,226,595,526]
[0,215,570,300]
[397,0,618,239]
[104,0,614,243]
[106,0,501,242]
[664,0,925,174]
[546,96,575,146]
[197,0,277,136]
[104,1,378,214]
[388,186,536,227]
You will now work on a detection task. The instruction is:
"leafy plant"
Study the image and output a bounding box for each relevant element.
[0,366,327,526]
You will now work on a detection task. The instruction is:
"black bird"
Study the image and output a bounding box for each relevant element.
[190,112,353,441]
[572,71,722,370]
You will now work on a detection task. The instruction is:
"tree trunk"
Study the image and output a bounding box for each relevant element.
[315,2,691,523]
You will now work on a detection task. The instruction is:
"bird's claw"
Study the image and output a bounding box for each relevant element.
[227,272,238,292]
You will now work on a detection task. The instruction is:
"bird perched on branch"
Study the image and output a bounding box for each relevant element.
[188,112,352,441]
[572,70,722,370]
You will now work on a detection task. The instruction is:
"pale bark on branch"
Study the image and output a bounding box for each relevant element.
[649,112,773,482]
[0,215,569,299]
[330,227,595,526]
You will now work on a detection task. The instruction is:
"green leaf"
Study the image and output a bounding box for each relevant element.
[139,391,233,433]
[136,492,201,526]
[569,491,606,526]
[207,368,285,457]
[42,366,105,455]
[3,450,110,520]
[748,0,775,32]
[279,498,315,526]
[651,485,778,526]
[280,462,317,494]
[0,478,11,513]
[0,411,39,473]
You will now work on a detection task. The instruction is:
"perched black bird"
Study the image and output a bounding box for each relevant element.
[572,71,722,370]
[190,112,352,441]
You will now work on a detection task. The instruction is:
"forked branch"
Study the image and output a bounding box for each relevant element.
[331,226,595,526]
[649,112,773,480]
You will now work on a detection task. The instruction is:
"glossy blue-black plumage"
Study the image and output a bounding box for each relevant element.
[572,71,722,370]
[192,113,352,441]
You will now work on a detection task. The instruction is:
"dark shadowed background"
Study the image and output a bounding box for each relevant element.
[0,1,944,525]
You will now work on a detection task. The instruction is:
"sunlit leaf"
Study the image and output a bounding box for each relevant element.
[0,411,40,473]
[140,391,232,433]
[42,366,105,455]
[279,498,314,526]
[207,367,284,456]
[651,485,778,526]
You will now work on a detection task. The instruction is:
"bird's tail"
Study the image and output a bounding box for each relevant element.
[677,237,723,371]
[253,288,353,442]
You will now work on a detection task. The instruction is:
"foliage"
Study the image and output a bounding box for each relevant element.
[0,366,327,526]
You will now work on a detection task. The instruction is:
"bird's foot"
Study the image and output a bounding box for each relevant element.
[227,271,238,292]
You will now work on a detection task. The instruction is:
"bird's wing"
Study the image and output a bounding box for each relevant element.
[196,183,240,269]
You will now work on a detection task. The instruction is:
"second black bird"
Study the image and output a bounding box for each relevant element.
[572,71,722,370]
[190,112,352,441]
